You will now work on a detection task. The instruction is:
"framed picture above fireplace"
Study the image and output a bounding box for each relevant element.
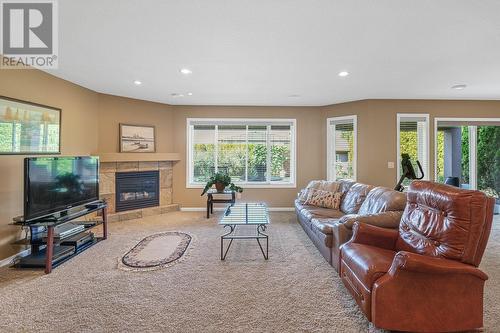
[119,124,156,153]
[0,96,61,154]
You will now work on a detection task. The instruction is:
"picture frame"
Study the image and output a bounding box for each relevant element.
[0,96,61,155]
[119,124,156,153]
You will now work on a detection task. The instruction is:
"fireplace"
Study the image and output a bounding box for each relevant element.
[115,171,160,212]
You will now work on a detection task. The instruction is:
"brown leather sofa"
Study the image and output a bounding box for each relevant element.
[295,180,406,271]
[340,181,494,332]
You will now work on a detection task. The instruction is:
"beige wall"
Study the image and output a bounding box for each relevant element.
[97,94,174,153]
[171,106,325,208]
[0,69,99,259]
[323,99,500,188]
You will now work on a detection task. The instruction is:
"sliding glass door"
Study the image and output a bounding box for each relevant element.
[436,119,499,212]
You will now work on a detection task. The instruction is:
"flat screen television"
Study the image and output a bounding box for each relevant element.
[24,156,99,221]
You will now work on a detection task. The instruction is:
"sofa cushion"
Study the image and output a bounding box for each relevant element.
[304,189,342,209]
[341,243,395,288]
[339,211,404,230]
[338,179,355,193]
[301,207,345,221]
[311,218,339,234]
[306,180,341,193]
[340,183,374,214]
[358,187,407,215]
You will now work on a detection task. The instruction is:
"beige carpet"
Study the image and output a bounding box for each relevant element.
[0,212,498,333]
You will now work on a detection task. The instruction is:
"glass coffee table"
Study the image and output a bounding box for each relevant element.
[219,203,269,260]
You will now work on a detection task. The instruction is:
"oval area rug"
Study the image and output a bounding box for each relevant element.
[120,231,192,271]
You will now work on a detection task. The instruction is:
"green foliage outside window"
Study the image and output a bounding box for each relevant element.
[461,127,470,184]
[477,126,500,198]
[335,130,354,179]
[218,143,246,182]
[193,143,290,183]
[270,144,290,180]
[399,131,420,185]
[193,144,215,182]
[248,144,267,181]
[436,131,445,182]
[435,126,499,198]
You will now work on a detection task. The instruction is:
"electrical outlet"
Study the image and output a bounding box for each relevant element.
[388,161,395,169]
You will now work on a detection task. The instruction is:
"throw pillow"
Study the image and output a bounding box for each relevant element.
[304,189,342,209]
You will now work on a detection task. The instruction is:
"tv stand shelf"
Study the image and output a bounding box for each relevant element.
[13,202,108,274]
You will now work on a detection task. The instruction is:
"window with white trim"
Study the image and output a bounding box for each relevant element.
[327,116,357,181]
[187,119,296,187]
[397,114,429,185]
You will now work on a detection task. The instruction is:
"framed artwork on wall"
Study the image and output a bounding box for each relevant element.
[119,124,156,153]
[0,96,61,155]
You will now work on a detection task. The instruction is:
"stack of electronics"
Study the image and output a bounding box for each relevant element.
[19,222,97,268]
[53,222,95,251]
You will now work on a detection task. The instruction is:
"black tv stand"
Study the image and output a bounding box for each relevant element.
[13,201,108,274]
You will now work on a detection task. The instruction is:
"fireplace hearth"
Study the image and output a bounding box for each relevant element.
[115,171,160,212]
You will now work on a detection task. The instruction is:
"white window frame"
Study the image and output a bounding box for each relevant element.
[433,117,500,188]
[396,113,430,182]
[186,118,297,188]
[326,115,357,181]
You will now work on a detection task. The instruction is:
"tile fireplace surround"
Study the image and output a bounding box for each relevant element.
[99,161,179,222]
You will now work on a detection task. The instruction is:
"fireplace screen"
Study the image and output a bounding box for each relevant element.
[115,171,160,212]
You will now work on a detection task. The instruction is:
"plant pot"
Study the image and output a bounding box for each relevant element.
[215,182,225,193]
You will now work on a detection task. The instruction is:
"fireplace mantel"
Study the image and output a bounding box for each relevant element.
[96,152,181,163]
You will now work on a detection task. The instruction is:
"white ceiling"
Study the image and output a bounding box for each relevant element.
[47,0,500,106]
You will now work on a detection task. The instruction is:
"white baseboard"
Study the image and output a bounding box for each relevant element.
[180,207,294,212]
[180,207,207,212]
[268,207,295,212]
[0,248,30,268]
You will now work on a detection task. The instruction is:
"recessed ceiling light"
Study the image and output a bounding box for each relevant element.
[180,68,192,75]
[338,71,349,77]
[133,80,142,85]
[288,94,300,98]
[451,84,467,90]
[187,92,193,96]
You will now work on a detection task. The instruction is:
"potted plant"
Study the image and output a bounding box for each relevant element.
[201,173,243,196]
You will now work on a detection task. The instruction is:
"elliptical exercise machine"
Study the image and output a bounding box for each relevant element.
[394,153,424,192]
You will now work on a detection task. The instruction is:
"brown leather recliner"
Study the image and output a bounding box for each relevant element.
[340,181,494,332]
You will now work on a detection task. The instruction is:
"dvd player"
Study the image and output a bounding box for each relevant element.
[18,245,74,268]
[61,232,95,250]
[42,222,85,239]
